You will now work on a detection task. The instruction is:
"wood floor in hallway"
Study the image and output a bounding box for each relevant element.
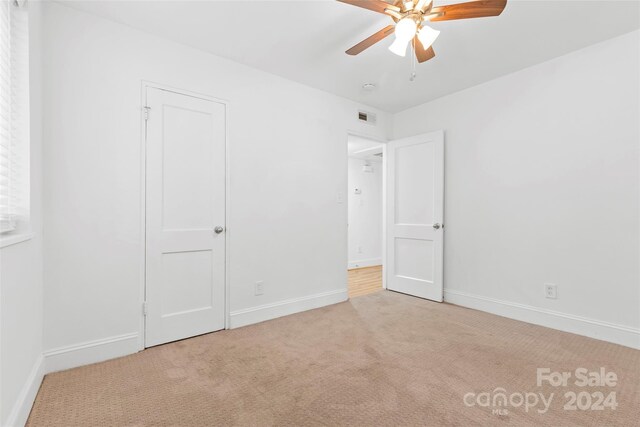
[348,265,382,298]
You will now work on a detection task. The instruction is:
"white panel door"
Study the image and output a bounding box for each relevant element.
[145,87,226,347]
[385,131,444,301]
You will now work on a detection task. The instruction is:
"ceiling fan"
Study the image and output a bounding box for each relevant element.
[338,0,507,63]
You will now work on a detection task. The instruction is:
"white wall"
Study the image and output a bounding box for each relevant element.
[0,2,45,425]
[348,157,382,268]
[393,30,640,348]
[41,1,390,363]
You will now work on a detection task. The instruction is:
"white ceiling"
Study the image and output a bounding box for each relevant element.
[58,0,640,112]
[348,134,383,160]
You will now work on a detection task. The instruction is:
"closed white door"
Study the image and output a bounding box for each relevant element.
[145,87,226,347]
[385,131,444,301]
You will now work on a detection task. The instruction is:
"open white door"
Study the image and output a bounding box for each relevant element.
[145,87,226,347]
[385,131,444,301]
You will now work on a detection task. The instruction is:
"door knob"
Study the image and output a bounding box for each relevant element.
[432,223,441,230]
[214,226,225,234]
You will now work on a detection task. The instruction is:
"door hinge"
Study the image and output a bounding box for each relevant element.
[142,301,148,316]
[143,106,151,121]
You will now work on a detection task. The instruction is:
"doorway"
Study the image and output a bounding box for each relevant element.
[144,85,227,347]
[347,134,384,298]
[346,131,445,302]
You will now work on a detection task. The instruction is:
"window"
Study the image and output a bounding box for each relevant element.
[0,0,29,235]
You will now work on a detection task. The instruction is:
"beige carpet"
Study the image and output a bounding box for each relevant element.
[28,291,639,426]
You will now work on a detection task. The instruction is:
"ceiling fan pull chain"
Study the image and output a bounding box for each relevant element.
[410,38,417,81]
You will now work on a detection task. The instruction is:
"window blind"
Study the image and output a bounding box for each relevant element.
[0,0,29,234]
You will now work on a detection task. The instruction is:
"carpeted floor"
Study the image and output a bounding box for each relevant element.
[28,291,640,426]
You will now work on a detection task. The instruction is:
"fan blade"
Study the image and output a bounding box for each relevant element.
[414,37,436,63]
[337,0,401,14]
[346,25,395,55]
[429,0,507,21]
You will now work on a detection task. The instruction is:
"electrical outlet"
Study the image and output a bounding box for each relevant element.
[357,245,363,254]
[544,283,557,299]
[255,281,264,296]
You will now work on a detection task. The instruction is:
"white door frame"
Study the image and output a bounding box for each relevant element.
[345,131,388,290]
[138,81,231,350]
[382,141,388,290]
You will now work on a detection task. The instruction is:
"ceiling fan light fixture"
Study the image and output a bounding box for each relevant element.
[340,0,509,63]
[394,17,418,40]
[388,17,417,57]
[388,37,410,57]
[417,25,440,50]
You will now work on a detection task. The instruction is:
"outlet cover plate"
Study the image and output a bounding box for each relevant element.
[545,283,557,299]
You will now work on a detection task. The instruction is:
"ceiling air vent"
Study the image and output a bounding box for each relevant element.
[358,110,377,125]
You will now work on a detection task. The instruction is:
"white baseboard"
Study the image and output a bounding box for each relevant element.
[444,289,640,350]
[348,258,382,269]
[44,332,140,374]
[5,355,44,427]
[230,289,348,329]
